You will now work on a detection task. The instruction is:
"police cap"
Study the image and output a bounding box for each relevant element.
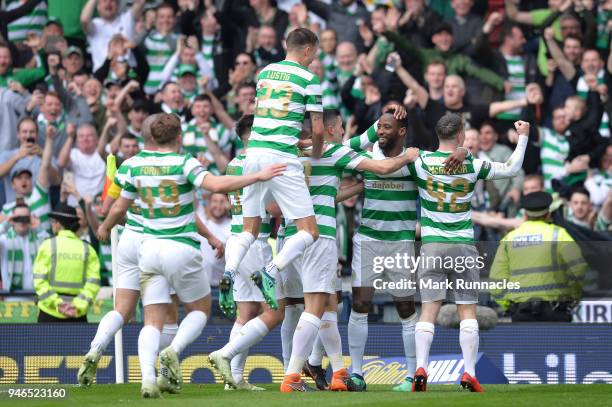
[520,191,553,217]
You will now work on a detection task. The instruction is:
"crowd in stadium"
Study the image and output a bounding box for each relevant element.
[0,0,611,307]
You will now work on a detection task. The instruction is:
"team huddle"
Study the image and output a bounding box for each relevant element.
[75,28,530,397]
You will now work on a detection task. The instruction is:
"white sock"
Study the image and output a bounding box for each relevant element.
[138,325,160,383]
[273,230,314,271]
[286,312,321,375]
[281,304,302,371]
[318,311,344,372]
[415,322,435,372]
[348,311,368,376]
[221,317,269,359]
[308,336,325,366]
[170,311,207,355]
[230,322,248,384]
[400,313,417,377]
[459,319,479,376]
[224,232,255,272]
[90,310,124,355]
[159,323,179,351]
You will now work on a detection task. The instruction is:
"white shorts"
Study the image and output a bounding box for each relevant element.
[242,151,314,221]
[351,233,416,298]
[138,239,211,306]
[276,235,303,300]
[115,228,142,291]
[301,238,338,295]
[233,238,272,302]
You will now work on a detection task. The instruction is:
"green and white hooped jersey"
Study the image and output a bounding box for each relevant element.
[321,76,340,109]
[318,52,339,109]
[497,55,525,121]
[201,35,215,71]
[359,145,417,241]
[226,154,271,238]
[319,52,337,82]
[2,182,51,234]
[539,127,570,192]
[284,143,366,240]
[144,32,176,94]
[6,0,47,43]
[344,121,418,241]
[341,121,418,241]
[114,158,146,232]
[121,151,209,248]
[250,60,322,157]
[408,151,493,243]
[576,70,610,138]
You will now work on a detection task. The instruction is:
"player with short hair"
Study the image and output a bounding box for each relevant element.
[279,108,419,392]
[211,107,418,392]
[343,110,418,392]
[410,113,530,393]
[340,105,470,392]
[220,28,325,313]
[97,113,285,398]
[77,115,224,393]
[78,114,173,389]
[216,114,281,391]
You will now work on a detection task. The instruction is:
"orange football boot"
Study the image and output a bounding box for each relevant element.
[329,368,349,391]
[460,372,485,393]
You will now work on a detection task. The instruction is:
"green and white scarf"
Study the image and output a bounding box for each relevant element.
[2,228,43,290]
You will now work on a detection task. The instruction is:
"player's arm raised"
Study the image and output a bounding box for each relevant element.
[483,120,530,180]
[310,111,325,159]
[201,163,287,193]
[356,147,420,175]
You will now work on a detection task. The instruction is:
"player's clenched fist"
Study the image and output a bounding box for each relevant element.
[514,120,530,135]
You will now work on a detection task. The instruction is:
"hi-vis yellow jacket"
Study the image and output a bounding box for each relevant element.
[33,230,100,319]
[490,220,587,309]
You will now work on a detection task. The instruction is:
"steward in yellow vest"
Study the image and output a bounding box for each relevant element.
[490,192,587,322]
[33,202,100,322]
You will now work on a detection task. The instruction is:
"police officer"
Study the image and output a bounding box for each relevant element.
[489,192,588,322]
[33,202,101,322]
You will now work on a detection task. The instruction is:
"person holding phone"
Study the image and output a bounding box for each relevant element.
[0,117,61,203]
[1,122,57,236]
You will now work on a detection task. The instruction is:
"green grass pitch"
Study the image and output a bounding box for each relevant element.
[1,384,611,407]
